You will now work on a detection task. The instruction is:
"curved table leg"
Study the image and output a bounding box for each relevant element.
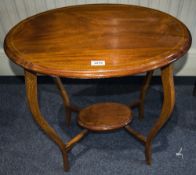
[53,77,80,127]
[125,64,175,164]
[54,77,71,126]
[145,64,175,164]
[129,71,153,115]
[25,70,88,171]
[138,71,153,120]
[25,70,70,171]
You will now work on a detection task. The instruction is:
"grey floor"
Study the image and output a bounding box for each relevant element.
[0,78,196,175]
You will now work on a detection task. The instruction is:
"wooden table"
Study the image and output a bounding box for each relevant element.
[4,4,191,171]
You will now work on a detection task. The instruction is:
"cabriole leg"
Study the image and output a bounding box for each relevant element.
[25,70,70,171]
[145,65,175,164]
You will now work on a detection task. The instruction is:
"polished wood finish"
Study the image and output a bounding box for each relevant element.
[78,102,132,131]
[25,70,88,171]
[124,64,175,164]
[4,4,192,171]
[25,70,69,171]
[145,64,175,164]
[4,4,191,79]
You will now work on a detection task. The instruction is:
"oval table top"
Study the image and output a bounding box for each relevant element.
[4,4,191,79]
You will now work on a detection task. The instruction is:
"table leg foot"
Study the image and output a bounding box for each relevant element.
[145,142,152,165]
[62,150,70,171]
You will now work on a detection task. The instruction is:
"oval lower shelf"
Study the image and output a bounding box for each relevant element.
[78,102,132,131]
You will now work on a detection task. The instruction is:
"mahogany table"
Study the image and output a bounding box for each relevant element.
[4,4,191,171]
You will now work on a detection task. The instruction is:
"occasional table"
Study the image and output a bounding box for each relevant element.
[4,4,191,171]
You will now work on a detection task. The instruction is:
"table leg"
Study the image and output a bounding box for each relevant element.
[53,77,80,127]
[145,64,175,164]
[25,70,87,171]
[138,71,153,120]
[125,64,175,164]
[129,71,153,114]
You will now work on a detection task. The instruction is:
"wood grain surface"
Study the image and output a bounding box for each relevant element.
[4,4,191,78]
[78,102,132,131]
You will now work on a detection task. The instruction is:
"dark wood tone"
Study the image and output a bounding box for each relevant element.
[129,99,140,109]
[78,102,132,131]
[53,77,80,127]
[4,4,191,79]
